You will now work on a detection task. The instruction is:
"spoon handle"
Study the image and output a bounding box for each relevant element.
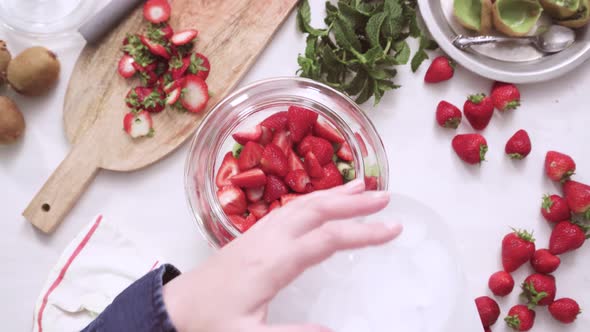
[452,35,534,49]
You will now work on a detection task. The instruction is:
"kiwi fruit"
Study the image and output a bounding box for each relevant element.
[0,96,25,144]
[0,41,10,85]
[7,46,60,96]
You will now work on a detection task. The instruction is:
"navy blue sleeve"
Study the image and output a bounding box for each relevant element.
[82,264,181,332]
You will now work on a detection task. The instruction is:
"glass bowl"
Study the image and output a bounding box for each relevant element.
[185,77,389,248]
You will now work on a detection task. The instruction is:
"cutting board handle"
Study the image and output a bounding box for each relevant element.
[23,142,100,233]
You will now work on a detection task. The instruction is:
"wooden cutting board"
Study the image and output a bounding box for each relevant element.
[23,0,299,233]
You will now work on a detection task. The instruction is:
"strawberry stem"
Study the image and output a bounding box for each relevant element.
[468,93,485,104]
[479,144,488,162]
[504,315,521,329]
[511,228,535,242]
[542,195,554,213]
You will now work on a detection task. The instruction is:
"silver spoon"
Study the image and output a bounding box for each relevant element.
[452,25,576,54]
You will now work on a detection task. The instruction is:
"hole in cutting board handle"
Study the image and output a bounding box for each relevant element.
[41,203,51,212]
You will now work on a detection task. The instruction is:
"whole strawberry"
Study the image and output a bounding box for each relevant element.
[502,228,536,272]
[549,298,581,323]
[545,151,576,182]
[530,249,560,274]
[505,129,531,159]
[436,101,462,129]
[424,56,454,83]
[491,82,520,111]
[521,273,556,307]
[563,180,590,219]
[541,194,571,223]
[464,93,494,130]
[475,296,500,328]
[505,305,535,331]
[488,271,514,296]
[549,220,588,255]
[452,133,488,165]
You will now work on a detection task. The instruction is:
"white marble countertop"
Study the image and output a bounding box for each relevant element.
[1,1,589,331]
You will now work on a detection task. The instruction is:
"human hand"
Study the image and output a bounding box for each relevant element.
[163,179,403,332]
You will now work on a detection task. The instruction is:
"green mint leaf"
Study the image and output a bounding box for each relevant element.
[366,12,387,49]
[304,35,317,59]
[383,0,404,39]
[332,15,361,52]
[297,0,328,36]
[338,2,368,29]
[345,69,368,96]
[393,40,410,65]
[411,48,429,73]
[355,78,374,105]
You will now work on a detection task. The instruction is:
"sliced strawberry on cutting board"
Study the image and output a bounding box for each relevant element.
[192,53,210,80]
[123,111,154,138]
[260,143,289,177]
[271,130,292,156]
[143,0,171,23]
[217,185,247,215]
[311,162,344,190]
[261,111,288,131]
[285,169,312,193]
[264,175,289,203]
[313,119,344,143]
[166,87,181,105]
[304,151,324,178]
[169,56,190,80]
[181,74,209,113]
[238,141,264,171]
[230,168,267,188]
[248,201,269,219]
[233,125,262,145]
[297,136,334,165]
[287,149,305,171]
[140,35,170,59]
[216,152,239,188]
[171,29,198,46]
[245,186,264,202]
[287,105,318,142]
[118,54,136,78]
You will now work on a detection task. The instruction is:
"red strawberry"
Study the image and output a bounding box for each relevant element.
[118,54,136,78]
[141,88,166,113]
[365,176,378,190]
[193,53,210,80]
[228,214,256,233]
[501,229,536,272]
[238,141,264,171]
[169,56,190,80]
[545,151,576,182]
[287,149,305,171]
[304,151,324,178]
[505,305,535,331]
[297,136,334,165]
[474,296,500,328]
[156,23,174,40]
[230,168,267,188]
[354,133,368,157]
[259,125,273,145]
[488,271,514,297]
[505,130,531,159]
[143,0,171,23]
[180,74,209,113]
[530,249,560,274]
[233,125,263,145]
[281,193,302,206]
[452,133,488,165]
[261,111,288,131]
[563,180,590,219]
[491,82,520,111]
[424,56,454,83]
[269,200,281,212]
[245,186,264,203]
[311,162,344,190]
[287,106,318,142]
[272,130,292,156]
[464,93,494,130]
[163,79,184,94]
[549,298,581,324]
[166,87,181,105]
[285,169,312,193]
[139,35,170,59]
[336,142,354,161]
[264,175,289,203]
[125,86,152,109]
[521,273,556,307]
[313,119,344,143]
[260,143,289,177]
[541,194,571,223]
[217,185,247,215]
[216,152,239,188]
[549,220,587,255]
[123,111,154,138]
[435,101,462,129]
[248,201,269,219]
[170,29,198,46]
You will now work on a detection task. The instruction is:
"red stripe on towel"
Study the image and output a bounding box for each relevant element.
[37,215,103,332]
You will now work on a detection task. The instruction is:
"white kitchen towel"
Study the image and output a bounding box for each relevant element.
[32,215,161,332]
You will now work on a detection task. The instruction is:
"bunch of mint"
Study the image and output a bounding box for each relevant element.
[296,0,437,105]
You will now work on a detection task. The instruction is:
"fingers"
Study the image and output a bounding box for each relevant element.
[261,324,334,332]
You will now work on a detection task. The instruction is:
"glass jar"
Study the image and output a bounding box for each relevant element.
[185,77,389,248]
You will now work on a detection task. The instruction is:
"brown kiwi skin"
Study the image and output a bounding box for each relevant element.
[0,96,25,144]
[0,40,11,85]
[7,46,60,96]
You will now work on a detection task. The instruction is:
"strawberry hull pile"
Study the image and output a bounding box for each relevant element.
[213,106,378,235]
[119,0,211,138]
[474,150,589,331]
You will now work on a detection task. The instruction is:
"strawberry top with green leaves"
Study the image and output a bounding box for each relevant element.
[563,180,590,218]
[541,194,571,223]
[451,133,488,165]
[548,298,581,324]
[435,101,462,129]
[545,151,576,182]
[501,229,536,272]
[505,305,535,331]
[424,56,455,83]
[505,129,531,159]
[521,273,556,307]
[491,81,520,111]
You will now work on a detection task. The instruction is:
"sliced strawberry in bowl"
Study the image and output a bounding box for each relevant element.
[233,125,263,145]
[304,151,324,178]
[311,162,344,190]
[313,119,345,143]
[248,201,269,219]
[287,149,305,171]
[271,130,292,156]
[230,168,267,188]
[285,169,312,193]
[259,125,273,145]
[261,111,288,131]
[181,74,209,113]
[238,141,264,171]
[228,214,257,233]
[217,185,247,215]
[245,186,264,202]
[297,136,334,165]
[336,142,353,161]
[215,152,239,188]
[171,29,199,46]
[288,105,318,142]
[269,200,281,212]
[264,175,289,203]
[260,143,289,177]
[123,111,154,138]
[143,0,171,23]
[118,54,136,78]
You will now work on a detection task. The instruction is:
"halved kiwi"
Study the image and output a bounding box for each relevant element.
[557,0,590,27]
[540,0,580,19]
[492,0,544,36]
[454,0,493,34]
